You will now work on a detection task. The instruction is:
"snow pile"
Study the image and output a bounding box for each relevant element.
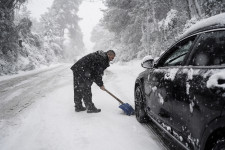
[162,123,171,132]
[182,17,199,35]
[189,101,195,113]
[207,70,225,89]
[0,63,61,82]
[183,68,194,95]
[182,13,225,37]
[186,83,190,95]
[158,93,164,104]
[152,86,157,92]
[187,68,194,80]
[164,68,179,81]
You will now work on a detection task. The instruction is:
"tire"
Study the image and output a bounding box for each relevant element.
[135,85,149,123]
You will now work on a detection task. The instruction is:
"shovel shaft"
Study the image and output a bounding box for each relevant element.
[105,89,124,104]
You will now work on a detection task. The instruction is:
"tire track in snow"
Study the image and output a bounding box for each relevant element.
[0,62,168,150]
[0,64,72,120]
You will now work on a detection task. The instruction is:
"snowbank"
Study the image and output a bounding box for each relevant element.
[0,63,61,82]
[164,68,179,81]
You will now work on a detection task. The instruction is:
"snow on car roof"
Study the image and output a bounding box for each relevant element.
[182,13,225,38]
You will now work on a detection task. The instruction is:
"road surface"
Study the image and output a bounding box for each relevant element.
[0,62,167,150]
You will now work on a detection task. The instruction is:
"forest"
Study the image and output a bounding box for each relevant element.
[0,0,225,75]
[93,0,225,61]
[0,0,84,75]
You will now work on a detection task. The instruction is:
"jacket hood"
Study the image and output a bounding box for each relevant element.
[96,50,109,62]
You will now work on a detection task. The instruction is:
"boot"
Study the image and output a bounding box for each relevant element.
[75,105,86,112]
[87,105,101,113]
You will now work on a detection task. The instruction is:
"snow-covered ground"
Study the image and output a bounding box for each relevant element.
[0,60,165,150]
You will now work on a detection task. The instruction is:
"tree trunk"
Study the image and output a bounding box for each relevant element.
[4,0,14,9]
[186,0,200,18]
[194,0,202,18]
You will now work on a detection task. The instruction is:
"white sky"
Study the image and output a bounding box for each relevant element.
[78,1,105,53]
[26,0,105,54]
[26,0,54,20]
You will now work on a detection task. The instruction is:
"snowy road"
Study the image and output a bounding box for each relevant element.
[0,61,166,150]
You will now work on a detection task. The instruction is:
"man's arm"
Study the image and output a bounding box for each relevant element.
[91,52,109,89]
[92,60,107,88]
[93,69,104,87]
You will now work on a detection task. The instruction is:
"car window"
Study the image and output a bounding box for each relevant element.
[190,30,225,66]
[159,36,196,67]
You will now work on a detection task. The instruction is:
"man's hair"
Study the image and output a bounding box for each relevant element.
[106,50,116,56]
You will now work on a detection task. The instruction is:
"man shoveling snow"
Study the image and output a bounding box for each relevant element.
[71,50,115,113]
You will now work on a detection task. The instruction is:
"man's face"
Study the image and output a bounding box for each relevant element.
[108,54,115,61]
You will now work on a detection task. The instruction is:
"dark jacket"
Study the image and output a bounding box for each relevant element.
[71,51,109,87]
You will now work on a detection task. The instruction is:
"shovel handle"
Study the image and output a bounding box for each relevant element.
[105,89,124,104]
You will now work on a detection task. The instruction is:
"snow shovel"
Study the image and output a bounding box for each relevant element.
[105,89,134,116]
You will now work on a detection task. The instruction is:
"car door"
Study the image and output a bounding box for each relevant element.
[180,30,225,146]
[146,35,197,129]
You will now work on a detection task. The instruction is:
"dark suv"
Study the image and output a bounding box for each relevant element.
[134,24,225,149]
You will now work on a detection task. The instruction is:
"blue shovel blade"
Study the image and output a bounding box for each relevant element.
[119,103,135,116]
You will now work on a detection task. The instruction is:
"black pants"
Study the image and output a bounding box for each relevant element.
[73,72,94,108]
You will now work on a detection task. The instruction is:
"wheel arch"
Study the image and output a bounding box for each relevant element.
[200,116,225,150]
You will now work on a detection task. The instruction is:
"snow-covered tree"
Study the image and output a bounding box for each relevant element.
[41,0,84,61]
[91,24,117,52]
[0,0,28,74]
[202,0,225,17]
[0,0,84,75]
[96,0,225,61]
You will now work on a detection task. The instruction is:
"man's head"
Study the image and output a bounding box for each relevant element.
[106,50,115,61]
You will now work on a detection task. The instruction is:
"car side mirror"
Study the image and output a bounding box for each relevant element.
[141,55,154,69]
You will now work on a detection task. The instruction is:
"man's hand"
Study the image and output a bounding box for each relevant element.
[100,85,106,91]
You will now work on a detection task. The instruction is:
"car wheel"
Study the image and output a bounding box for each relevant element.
[135,85,149,123]
[211,137,225,150]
